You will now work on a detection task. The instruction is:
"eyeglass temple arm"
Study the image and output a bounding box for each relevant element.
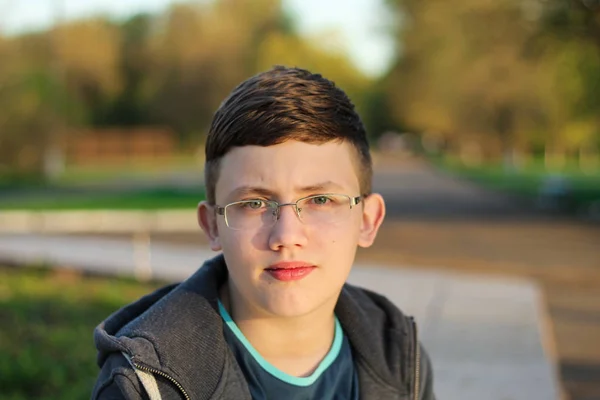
[351,196,363,207]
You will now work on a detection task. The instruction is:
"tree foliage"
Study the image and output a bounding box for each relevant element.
[383,0,600,160]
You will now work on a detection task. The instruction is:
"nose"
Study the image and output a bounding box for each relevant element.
[268,203,307,250]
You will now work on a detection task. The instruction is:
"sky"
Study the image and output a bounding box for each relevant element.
[0,0,396,77]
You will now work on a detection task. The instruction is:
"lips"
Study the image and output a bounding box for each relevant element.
[266,261,314,270]
[265,261,316,282]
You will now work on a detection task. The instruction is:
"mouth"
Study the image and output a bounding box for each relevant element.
[264,261,316,282]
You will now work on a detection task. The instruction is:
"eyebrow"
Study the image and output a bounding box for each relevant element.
[297,181,345,193]
[227,181,345,200]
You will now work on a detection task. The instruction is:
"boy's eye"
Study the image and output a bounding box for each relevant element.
[243,200,265,209]
[311,196,330,205]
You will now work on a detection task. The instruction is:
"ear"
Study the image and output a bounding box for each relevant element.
[197,201,222,251]
[358,193,386,248]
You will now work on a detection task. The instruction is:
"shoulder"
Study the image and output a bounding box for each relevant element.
[339,282,412,329]
[418,343,436,400]
[336,282,413,372]
[338,281,415,359]
[338,282,437,398]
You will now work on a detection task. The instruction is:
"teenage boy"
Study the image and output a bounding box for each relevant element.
[93,66,435,400]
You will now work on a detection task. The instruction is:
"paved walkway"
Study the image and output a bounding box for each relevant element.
[372,158,541,220]
[0,234,562,400]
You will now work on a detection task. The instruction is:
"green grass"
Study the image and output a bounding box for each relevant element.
[0,187,206,210]
[56,156,201,185]
[0,173,49,190]
[0,265,165,400]
[433,156,600,211]
[0,157,206,210]
[0,156,202,189]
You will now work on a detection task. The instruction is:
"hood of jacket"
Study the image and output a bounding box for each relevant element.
[94,254,418,399]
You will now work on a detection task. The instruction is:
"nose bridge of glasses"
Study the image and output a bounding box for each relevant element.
[276,201,301,219]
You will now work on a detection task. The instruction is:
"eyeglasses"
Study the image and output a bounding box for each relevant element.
[215,194,362,231]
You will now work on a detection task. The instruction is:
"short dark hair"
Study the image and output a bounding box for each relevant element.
[204,66,372,205]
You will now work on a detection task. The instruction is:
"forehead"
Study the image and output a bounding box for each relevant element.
[215,141,361,201]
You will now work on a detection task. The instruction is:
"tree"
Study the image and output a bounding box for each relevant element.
[143,0,293,140]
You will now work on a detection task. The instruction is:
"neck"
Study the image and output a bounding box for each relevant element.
[220,282,337,376]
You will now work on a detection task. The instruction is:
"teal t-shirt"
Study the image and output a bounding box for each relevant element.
[218,301,359,400]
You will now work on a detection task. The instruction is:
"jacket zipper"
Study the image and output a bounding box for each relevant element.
[132,360,191,400]
[411,317,421,400]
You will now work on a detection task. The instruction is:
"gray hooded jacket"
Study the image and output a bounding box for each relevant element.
[92,255,435,400]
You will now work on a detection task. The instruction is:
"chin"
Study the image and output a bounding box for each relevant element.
[260,288,324,318]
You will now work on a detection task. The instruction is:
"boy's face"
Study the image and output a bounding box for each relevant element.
[198,140,385,318]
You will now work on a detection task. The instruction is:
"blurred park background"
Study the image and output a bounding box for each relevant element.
[0,0,599,399]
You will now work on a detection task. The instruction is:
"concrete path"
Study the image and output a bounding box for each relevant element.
[0,234,562,400]
[373,160,542,220]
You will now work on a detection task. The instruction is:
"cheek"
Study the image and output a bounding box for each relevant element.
[218,226,244,256]
[312,221,360,248]
[220,228,270,265]
[220,229,247,250]
[220,232,255,280]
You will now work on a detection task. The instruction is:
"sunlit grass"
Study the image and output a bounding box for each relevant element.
[57,155,202,185]
[0,156,206,210]
[0,265,165,400]
[0,155,203,189]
